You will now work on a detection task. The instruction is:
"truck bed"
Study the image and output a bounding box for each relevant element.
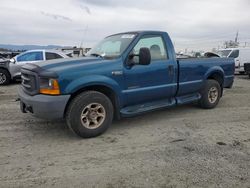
[177,57,235,96]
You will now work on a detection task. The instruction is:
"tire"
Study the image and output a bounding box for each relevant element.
[199,79,221,109]
[66,91,113,138]
[239,71,245,75]
[0,69,11,85]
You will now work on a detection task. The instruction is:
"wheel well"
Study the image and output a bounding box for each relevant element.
[207,73,224,86]
[0,68,10,76]
[64,85,120,119]
[207,72,224,96]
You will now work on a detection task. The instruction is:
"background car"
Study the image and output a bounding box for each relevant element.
[0,55,10,62]
[217,48,250,74]
[0,49,69,85]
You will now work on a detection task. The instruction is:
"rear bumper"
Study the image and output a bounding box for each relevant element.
[18,87,70,119]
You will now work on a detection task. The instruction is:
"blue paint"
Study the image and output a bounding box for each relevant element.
[29,31,235,117]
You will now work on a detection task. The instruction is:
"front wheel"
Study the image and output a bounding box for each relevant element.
[0,69,11,85]
[199,80,221,109]
[66,91,113,138]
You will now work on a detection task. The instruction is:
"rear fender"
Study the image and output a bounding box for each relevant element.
[204,66,224,82]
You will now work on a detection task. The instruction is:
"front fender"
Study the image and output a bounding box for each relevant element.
[0,60,10,69]
[62,74,123,102]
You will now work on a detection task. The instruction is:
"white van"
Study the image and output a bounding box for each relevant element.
[217,48,250,74]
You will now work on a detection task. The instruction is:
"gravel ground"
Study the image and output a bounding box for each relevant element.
[0,76,249,188]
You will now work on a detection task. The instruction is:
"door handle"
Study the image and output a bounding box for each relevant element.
[168,65,174,75]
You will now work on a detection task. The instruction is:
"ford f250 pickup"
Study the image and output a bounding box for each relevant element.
[18,31,235,138]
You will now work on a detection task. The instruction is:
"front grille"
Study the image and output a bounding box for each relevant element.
[21,69,39,95]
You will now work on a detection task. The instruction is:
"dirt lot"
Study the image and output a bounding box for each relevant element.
[0,76,249,188]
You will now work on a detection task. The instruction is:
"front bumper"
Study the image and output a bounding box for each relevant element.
[18,87,70,119]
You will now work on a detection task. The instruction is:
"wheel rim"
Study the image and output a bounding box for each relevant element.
[208,86,218,103]
[80,103,106,129]
[0,73,7,84]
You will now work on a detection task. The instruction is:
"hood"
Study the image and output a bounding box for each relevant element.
[31,56,104,74]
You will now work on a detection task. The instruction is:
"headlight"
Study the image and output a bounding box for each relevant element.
[39,78,60,95]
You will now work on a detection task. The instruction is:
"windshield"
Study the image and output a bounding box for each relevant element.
[217,50,232,57]
[86,33,136,59]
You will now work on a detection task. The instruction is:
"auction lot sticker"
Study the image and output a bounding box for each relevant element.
[121,34,135,38]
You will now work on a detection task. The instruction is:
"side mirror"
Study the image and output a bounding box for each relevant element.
[10,58,16,64]
[138,47,151,65]
[128,47,151,66]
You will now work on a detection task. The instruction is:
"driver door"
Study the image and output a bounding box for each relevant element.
[123,35,176,106]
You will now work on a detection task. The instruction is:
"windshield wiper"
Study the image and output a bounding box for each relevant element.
[90,53,104,58]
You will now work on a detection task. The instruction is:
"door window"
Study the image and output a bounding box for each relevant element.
[45,52,63,60]
[132,35,168,62]
[229,50,239,58]
[17,52,43,62]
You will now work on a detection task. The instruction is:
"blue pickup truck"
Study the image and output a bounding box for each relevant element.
[18,31,234,138]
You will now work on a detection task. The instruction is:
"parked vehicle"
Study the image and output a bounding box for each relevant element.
[0,56,10,85]
[217,48,250,74]
[18,31,235,138]
[0,49,68,85]
[244,63,250,78]
[0,55,7,61]
[0,51,21,59]
[176,53,192,59]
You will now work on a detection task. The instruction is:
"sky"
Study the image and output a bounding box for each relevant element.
[0,0,250,51]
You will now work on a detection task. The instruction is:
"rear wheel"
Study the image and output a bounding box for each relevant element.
[66,91,113,138]
[0,69,11,85]
[199,80,221,109]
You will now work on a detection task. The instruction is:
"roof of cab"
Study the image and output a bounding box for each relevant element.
[107,30,168,37]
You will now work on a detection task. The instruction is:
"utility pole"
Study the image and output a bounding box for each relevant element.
[235,31,239,43]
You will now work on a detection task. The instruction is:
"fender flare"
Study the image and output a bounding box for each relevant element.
[204,66,225,83]
[64,75,123,105]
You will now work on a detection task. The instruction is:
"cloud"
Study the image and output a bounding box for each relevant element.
[79,5,91,15]
[78,0,120,7]
[0,0,249,51]
[40,11,72,21]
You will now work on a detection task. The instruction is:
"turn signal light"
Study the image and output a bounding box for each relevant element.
[40,79,60,95]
